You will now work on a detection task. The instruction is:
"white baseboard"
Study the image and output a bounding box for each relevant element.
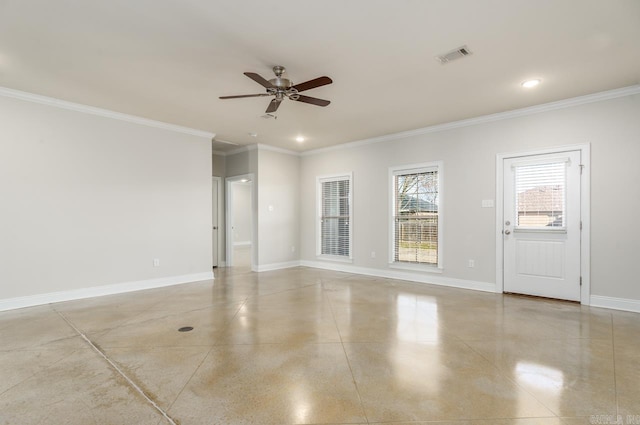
[300,260,496,293]
[0,271,214,312]
[590,295,640,313]
[233,241,252,247]
[254,261,301,272]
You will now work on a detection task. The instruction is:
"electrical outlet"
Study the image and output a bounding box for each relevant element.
[291,246,296,253]
[468,259,475,268]
[371,251,376,259]
[153,258,160,267]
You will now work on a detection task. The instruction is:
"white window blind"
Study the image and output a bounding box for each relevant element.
[318,175,351,258]
[514,161,566,228]
[392,166,439,266]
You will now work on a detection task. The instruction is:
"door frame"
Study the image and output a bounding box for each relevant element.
[495,144,591,304]
[225,173,255,269]
[212,176,222,267]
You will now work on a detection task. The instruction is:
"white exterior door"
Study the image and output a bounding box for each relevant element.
[503,150,581,301]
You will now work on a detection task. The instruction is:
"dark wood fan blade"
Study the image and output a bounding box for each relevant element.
[219,93,271,99]
[294,95,330,107]
[292,76,332,93]
[265,99,281,113]
[244,72,274,88]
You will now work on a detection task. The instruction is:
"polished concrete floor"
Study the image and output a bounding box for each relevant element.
[1,267,639,425]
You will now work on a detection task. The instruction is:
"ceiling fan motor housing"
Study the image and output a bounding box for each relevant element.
[269,70,298,101]
[269,77,293,89]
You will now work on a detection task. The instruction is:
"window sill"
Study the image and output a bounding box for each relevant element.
[317,255,353,264]
[388,262,443,273]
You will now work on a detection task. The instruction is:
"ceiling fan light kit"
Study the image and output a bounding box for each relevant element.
[220,65,332,113]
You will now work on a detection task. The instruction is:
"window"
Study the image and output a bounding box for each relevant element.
[514,160,566,229]
[317,173,352,260]
[390,162,442,269]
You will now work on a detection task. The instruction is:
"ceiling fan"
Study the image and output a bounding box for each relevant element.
[219,65,332,113]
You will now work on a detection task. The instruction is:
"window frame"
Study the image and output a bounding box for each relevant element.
[316,172,353,263]
[389,161,443,272]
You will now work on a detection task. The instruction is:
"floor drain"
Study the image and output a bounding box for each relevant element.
[178,326,194,332]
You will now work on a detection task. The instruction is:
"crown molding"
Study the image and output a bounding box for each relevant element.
[226,144,254,156]
[256,143,300,156]
[0,86,216,139]
[301,84,640,157]
[215,143,299,157]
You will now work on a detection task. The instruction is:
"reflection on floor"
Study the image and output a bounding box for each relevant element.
[1,267,639,424]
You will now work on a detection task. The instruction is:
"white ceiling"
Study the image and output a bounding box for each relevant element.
[1,0,639,152]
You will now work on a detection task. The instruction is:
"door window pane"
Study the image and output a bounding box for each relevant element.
[515,161,566,228]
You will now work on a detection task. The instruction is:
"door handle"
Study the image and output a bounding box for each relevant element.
[504,230,511,235]
[213,226,218,230]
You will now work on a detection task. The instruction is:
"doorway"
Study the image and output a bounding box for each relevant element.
[226,174,255,269]
[496,145,590,303]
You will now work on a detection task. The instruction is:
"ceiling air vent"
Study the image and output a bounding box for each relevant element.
[436,45,472,64]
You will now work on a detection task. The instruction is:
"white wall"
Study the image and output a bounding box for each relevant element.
[226,150,257,178]
[257,148,300,268]
[300,93,640,302]
[0,95,212,303]
[212,153,226,178]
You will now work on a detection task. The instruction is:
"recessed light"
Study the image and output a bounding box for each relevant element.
[248,132,258,137]
[521,79,541,88]
[295,136,305,143]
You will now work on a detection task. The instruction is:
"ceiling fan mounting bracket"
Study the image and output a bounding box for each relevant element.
[272,65,286,78]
